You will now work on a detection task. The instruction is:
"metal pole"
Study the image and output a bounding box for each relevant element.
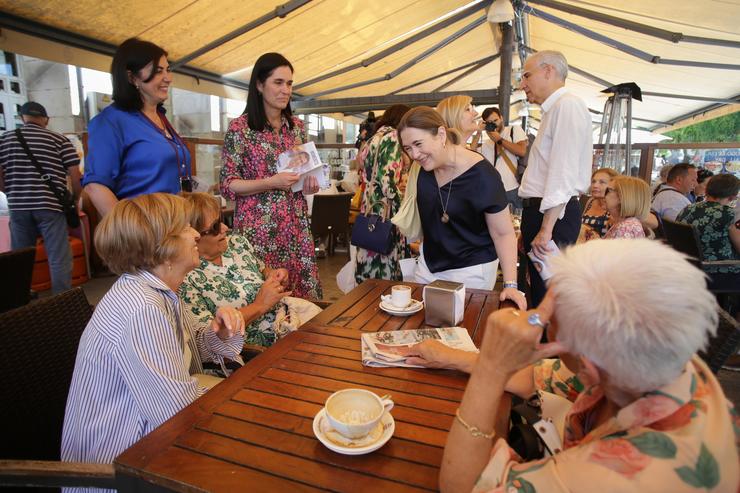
[170,0,313,69]
[434,56,497,92]
[390,55,499,95]
[499,21,514,125]
[625,94,632,173]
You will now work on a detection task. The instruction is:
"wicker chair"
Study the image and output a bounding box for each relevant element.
[0,247,36,313]
[699,308,740,373]
[0,288,115,489]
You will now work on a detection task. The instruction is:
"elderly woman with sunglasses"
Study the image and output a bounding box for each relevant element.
[179,193,321,350]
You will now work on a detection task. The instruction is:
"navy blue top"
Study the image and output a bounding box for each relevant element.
[418,159,507,272]
[82,104,191,199]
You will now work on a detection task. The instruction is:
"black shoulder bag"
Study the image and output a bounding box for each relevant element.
[14,129,80,228]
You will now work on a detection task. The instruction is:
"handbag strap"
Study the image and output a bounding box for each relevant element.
[14,128,69,207]
[496,127,518,178]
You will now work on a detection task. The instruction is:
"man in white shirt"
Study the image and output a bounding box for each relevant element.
[518,50,592,306]
[480,107,528,209]
[651,163,697,221]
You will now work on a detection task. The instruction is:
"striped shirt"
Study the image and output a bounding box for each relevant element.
[0,123,79,212]
[61,270,242,485]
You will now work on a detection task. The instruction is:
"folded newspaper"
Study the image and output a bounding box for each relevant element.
[276,141,330,192]
[361,327,478,368]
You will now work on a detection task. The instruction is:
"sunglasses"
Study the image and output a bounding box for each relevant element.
[199,214,223,236]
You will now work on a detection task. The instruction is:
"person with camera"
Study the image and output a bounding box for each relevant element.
[480,107,528,210]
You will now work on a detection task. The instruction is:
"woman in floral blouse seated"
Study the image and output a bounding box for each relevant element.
[179,192,321,350]
[578,167,618,242]
[603,175,652,239]
[407,239,738,492]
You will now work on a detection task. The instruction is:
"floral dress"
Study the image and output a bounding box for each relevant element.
[221,115,322,299]
[354,125,411,284]
[677,201,739,274]
[474,357,739,493]
[179,235,290,347]
[604,216,645,239]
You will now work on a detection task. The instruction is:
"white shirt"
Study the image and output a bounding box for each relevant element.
[518,87,593,216]
[481,125,527,192]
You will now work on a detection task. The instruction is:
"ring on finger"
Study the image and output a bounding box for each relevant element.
[528,312,548,330]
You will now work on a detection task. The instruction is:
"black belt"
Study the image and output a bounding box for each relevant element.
[521,196,579,208]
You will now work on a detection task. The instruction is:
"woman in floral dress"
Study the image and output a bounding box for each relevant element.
[354,105,412,284]
[179,193,321,351]
[220,52,322,299]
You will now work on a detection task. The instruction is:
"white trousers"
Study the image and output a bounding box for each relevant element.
[414,244,499,291]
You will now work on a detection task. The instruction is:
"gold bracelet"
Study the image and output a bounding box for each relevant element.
[454,409,495,439]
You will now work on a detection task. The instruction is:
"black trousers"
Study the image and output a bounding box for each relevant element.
[521,198,581,307]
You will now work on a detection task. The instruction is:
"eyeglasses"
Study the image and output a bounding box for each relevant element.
[199,215,223,236]
[605,187,617,195]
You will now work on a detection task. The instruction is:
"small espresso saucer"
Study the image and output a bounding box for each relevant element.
[379,298,423,317]
[313,408,394,455]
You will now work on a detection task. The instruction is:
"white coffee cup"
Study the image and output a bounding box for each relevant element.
[325,389,394,439]
[390,285,412,309]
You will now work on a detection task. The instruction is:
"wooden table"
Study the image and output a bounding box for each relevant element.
[115,279,510,492]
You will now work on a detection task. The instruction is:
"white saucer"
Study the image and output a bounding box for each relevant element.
[379,298,423,316]
[313,408,394,455]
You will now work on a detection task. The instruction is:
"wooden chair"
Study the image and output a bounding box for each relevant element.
[0,288,115,489]
[699,307,740,373]
[311,192,353,257]
[0,247,36,313]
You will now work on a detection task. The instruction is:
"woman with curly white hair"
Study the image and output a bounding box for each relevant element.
[410,239,738,492]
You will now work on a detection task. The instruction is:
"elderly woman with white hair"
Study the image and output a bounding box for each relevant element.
[409,239,738,492]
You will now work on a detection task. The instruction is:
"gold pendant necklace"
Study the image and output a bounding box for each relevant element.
[438,180,452,223]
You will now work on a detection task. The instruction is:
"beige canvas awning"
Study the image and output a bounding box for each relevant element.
[1,0,738,131]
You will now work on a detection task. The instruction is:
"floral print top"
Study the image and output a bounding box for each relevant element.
[355,125,411,283]
[475,356,739,493]
[605,217,646,239]
[179,234,288,347]
[580,198,610,241]
[677,201,739,274]
[220,115,322,299]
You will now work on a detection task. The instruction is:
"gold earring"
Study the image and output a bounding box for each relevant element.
[167,262,172,271]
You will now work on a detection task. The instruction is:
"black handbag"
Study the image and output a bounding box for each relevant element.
[350,143,395,255]
[351,212,394,255]
[14,129,80,228]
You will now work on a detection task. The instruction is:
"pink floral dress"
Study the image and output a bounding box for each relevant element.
[474,357,739,493]
[604,216,645,239]
[220,115,322,299]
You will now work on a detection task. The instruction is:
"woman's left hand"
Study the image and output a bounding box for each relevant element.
[302,176,320,195]
[268,268,290,288]
[212,306,245,341]
[499,286,527,311]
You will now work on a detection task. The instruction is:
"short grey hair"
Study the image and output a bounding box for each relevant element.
[531,50,568,81]
[550,239,717,394]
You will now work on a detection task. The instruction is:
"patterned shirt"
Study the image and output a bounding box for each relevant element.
[220,115,321,299]
[605,217,645,239]
[475,357,740,493]
[61,270,242,474]
[0,123,79,212]
[180,234,290,347]
[677,201,739,274]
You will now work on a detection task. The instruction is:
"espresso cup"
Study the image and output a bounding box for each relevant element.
[325,389,394,439]
[390,285,412,309]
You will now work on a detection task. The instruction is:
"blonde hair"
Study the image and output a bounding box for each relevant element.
[180,192,220,233]
[95,193,191,275]
[592,167,619,180]
[397,106,461,148]
[436,95,472,134]
[612,176,650,219]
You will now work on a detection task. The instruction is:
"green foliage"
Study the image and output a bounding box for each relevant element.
[664,112,740,143]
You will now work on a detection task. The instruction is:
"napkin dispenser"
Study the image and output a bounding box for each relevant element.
[423,280,465,326]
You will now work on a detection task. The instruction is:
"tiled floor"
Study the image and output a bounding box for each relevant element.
[69,254,740,410]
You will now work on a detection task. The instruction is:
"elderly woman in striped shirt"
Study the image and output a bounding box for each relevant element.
[61,193,245,473]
